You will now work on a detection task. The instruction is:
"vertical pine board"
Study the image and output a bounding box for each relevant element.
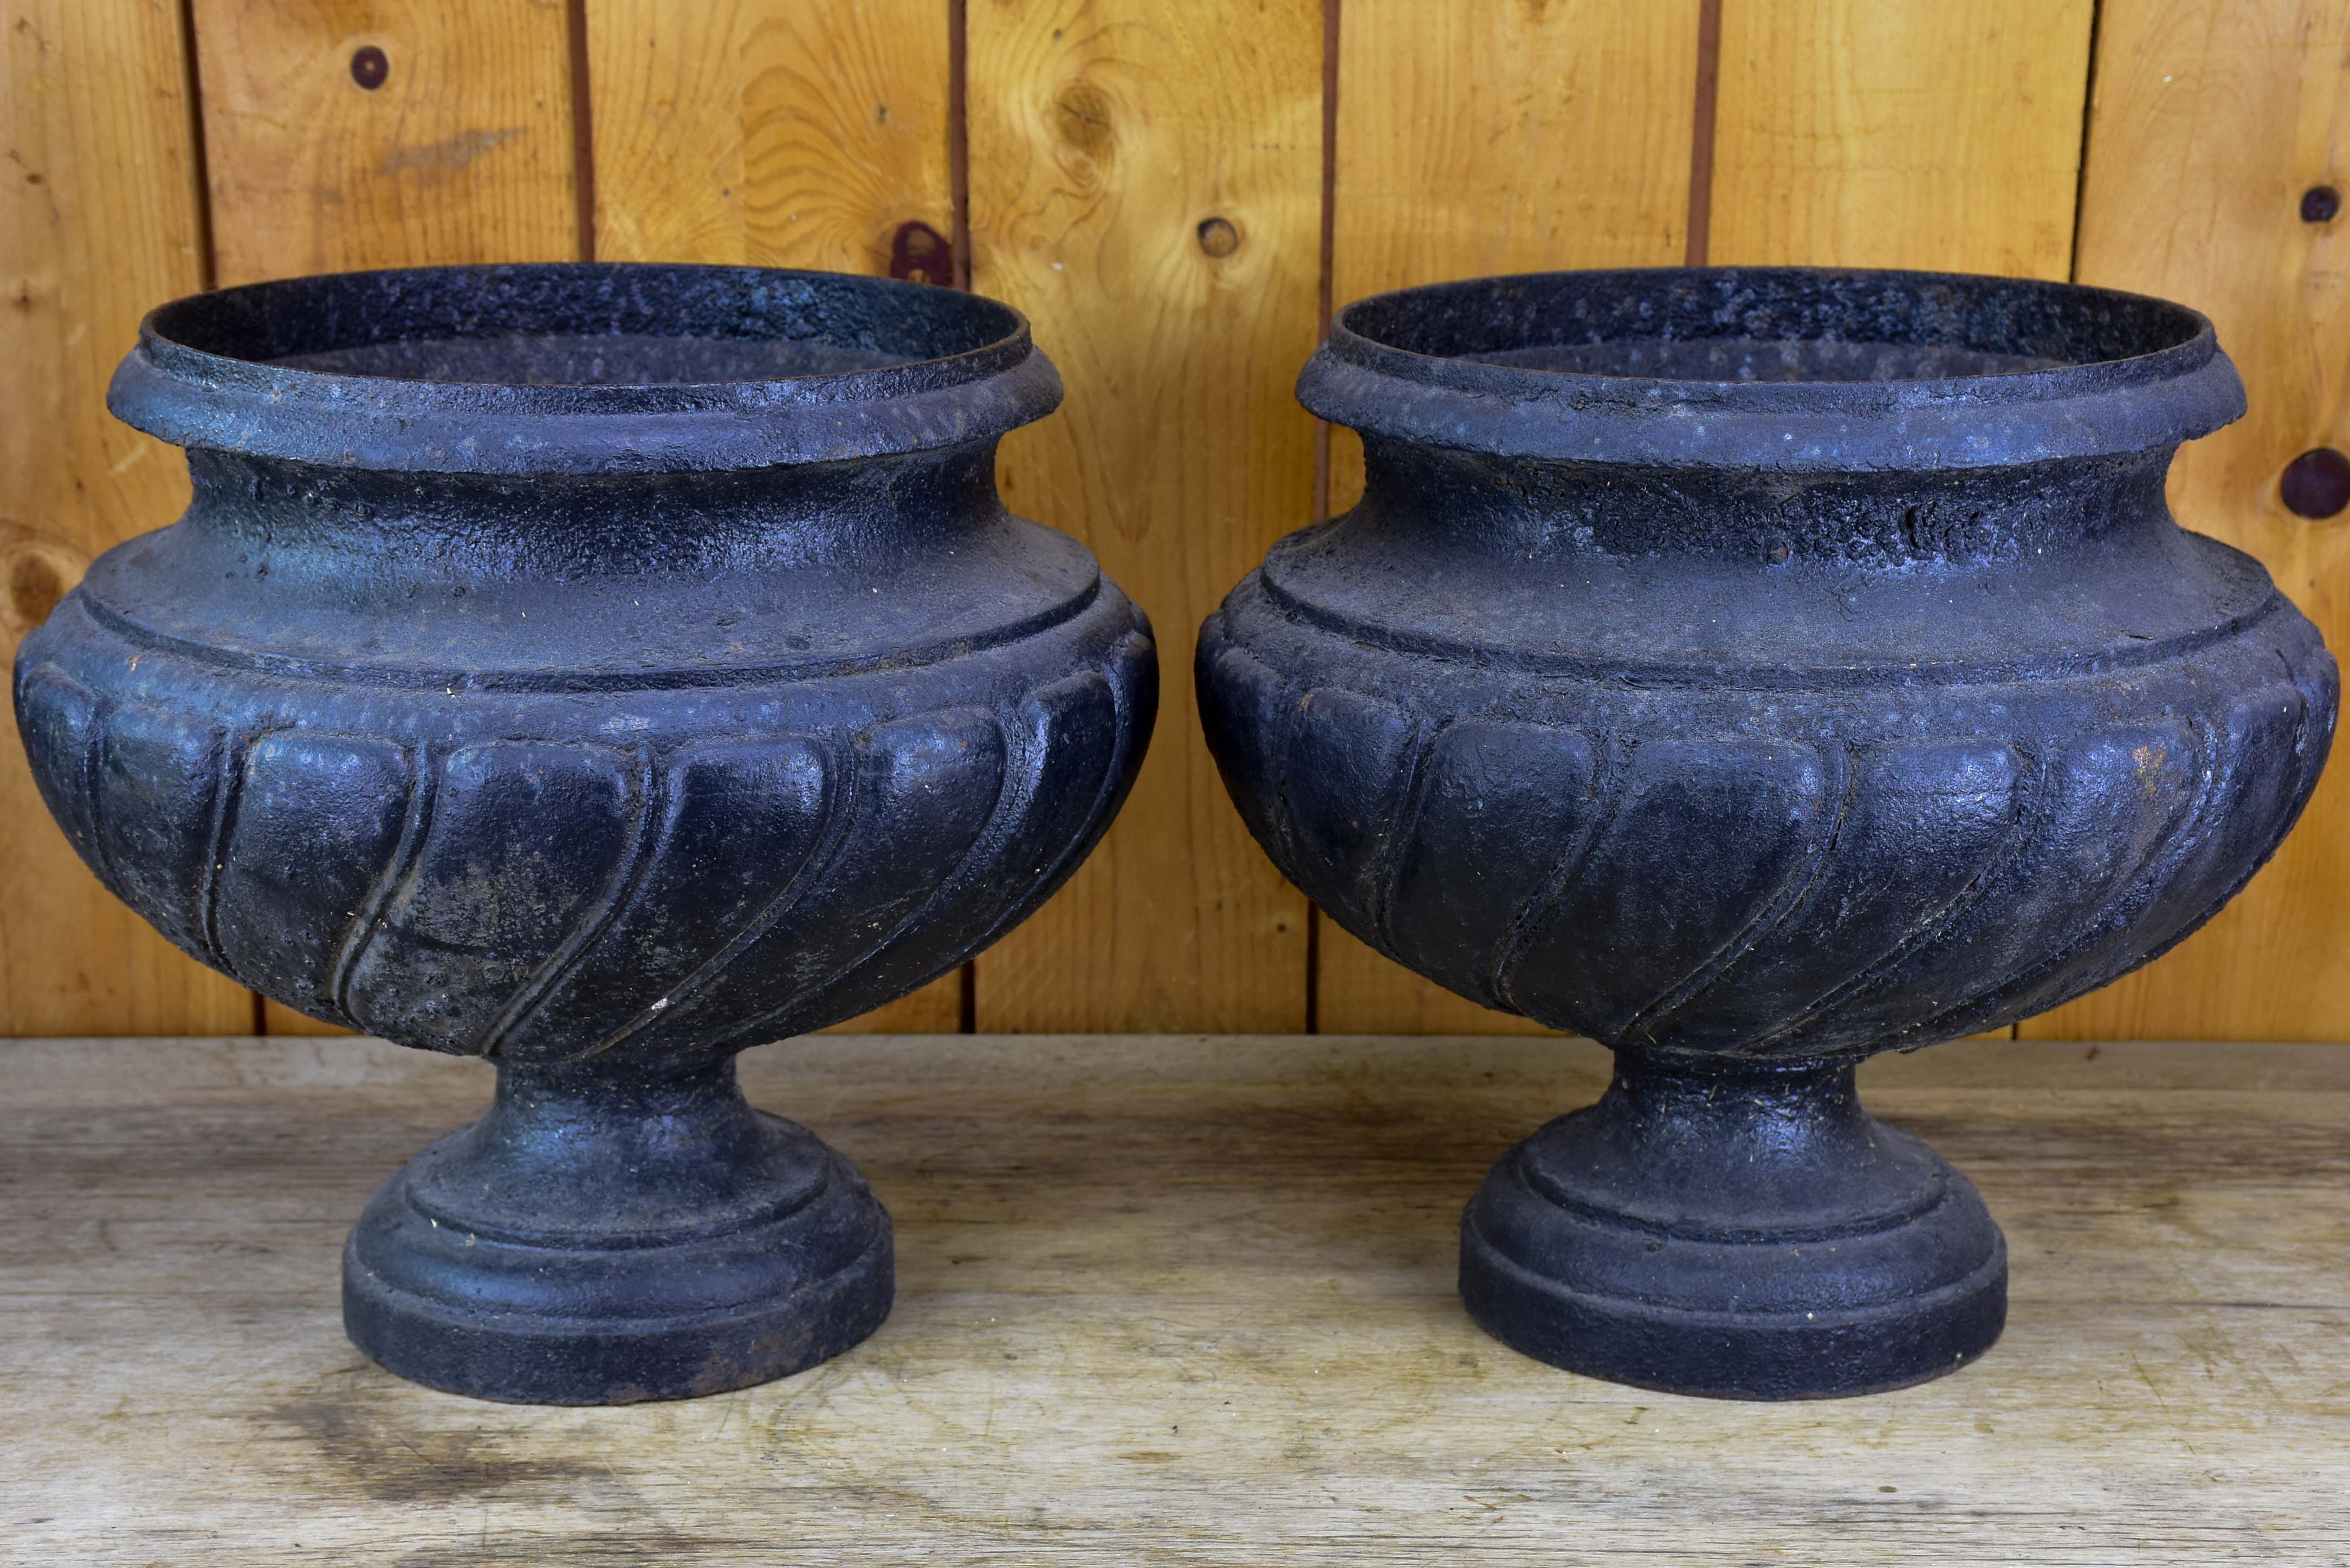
[2027,0,2350,1044]
[192,0,577,1034]
[1315,0,1703,1035]
[590,0,960,1035]
[0,0,255,1035]
[965,0,1322,1031]
[1709,0,2095,278]
[191,0,577,287]
[588,0,952,274]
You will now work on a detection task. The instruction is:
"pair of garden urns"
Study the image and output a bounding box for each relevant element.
[14,261,2332,1405]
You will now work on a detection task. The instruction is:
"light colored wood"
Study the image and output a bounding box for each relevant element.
[191,0,578,287]
[0,0,254,1036]
[1317,0,1702,1035]
[1709,0,2096,278]
[964,0,1320,1031]
[4,1032,2346,1563]
[587,0,952,274]
[2029,0,2350,1045]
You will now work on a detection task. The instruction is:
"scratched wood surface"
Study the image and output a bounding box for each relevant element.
[585,0,963,1036]
[963,0,1322,1032]
[2,1033,2345,1563]
[1312,0,1702,1036]
[2029,0,2350,1045]
[0,0,254,1037]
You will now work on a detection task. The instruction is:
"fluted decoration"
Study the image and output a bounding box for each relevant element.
[1200,621,2328,1061]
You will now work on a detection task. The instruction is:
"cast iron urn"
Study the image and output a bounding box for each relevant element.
[1198,268,2335,1398]
[14,264,1155,1403]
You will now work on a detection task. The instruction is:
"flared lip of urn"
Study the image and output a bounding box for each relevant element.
[107,262,1062,475]
[1301,265,2247,471]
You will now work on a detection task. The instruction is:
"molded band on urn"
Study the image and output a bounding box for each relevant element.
[109,263,1063,474]
[1302,267,2245,470]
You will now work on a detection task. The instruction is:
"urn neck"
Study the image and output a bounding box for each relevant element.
[1354,438,2175,567]
[183,444,1006,581]
[1541,1052,1946,1238]
[400,1055,824,1243]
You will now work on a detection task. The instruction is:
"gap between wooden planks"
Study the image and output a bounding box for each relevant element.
[2,1032,2344,1564]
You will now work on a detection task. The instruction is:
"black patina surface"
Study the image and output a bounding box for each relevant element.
[1199,267,2335,1399]
[14,263,1157,1404]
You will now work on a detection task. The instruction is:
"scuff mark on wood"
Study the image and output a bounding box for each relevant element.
[383,127,525,176]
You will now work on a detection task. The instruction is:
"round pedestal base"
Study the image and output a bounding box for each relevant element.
[344,1055,891,1404]
[1460,1053,2004,1399]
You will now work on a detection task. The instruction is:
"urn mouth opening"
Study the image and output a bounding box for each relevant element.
[1304,267,2245,471]
[111,264,1062,475]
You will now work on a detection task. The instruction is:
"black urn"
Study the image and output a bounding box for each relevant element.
[1198,268,2335,1398]
[14,264,1156,1403]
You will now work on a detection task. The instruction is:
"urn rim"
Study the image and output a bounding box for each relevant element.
[1302,266,2246,471]
[108,262,1062,475]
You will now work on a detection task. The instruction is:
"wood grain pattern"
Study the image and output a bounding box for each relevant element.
[0,0,253,1036]
[1709,0,2096,277]
[586,0,961,1037]
[964,0,1322,1031]
[190,0,579,287]
[2028,0,2350,1044]
[1316,0,1703,1035]
[4,1032,2345,1562]
[587,0,953,275]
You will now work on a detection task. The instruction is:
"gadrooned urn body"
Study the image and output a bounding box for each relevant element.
[14,264,1156,1402]
[1197,268,2334,1398]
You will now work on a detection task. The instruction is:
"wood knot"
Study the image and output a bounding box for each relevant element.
[350,44,389,90]
[2281,448,2350,519]
[1054,81,1115,162]
[0,524,88,636]
[889,221,953,287]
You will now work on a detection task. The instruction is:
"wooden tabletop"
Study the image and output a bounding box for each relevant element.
[4,1033,2346,1565]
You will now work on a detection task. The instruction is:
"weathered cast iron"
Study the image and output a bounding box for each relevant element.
[14,264,1156,1404]
[1198,268,2335,1399]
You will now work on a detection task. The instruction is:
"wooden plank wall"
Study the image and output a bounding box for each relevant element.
[4,0,2348,1042]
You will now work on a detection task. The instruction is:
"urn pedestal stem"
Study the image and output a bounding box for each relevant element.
[344,1053,892,1405]
[1460,1052,2005,1399]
